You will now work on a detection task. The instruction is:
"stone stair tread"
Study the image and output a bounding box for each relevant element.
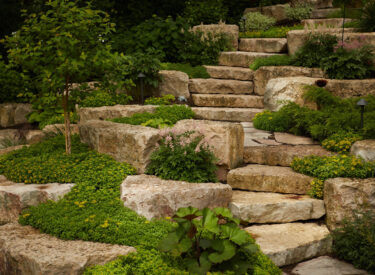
[227,164,313,194]
[203,65,254,81]
[0,223,136,275]
[239,38,288,53]
[192,107,264,122]
[219,51,285,68]
[230,190,325,224]
[192,94,264,108]
[189,78,253,95]
[245,223,332,267]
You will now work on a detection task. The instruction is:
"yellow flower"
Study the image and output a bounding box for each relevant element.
[23,213,30,218]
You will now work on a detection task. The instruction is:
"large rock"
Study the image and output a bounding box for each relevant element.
[219,51,283,68]
[189,78,253,95]
[306,0,333,9]
[302,18,348,28]
[121,175,232,220]
[239,38,287,53]
[192,24,239,50]
[43,123,80,135]
[246,223,332,267]
[0,180,74,224]
[174,119,243,169]
[204,65,254,81]
[311,8,341,19]
[0,103,32,128]
[264,77,319,111]
[229,191,325,223]
[274,132,317,145]
[324,177,375,230]
[192,94,264,108]
[291,256,370,275]
[244,4,289,23]
[244,145,332,166]
[157,70,190,99]
[227,164,313,194]
[325,78,375,98]
[79,120,160,173]
[192,107,263,122]
[254,66,324,96]
[350,140,375,162]
[0,223,135,275]
[78,105,157,123]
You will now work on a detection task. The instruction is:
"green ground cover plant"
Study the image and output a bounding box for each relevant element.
[240,12,276,32]
[80,90,133,108]
[183,0,228,26]
[145,95,176,105]
[239,24,303,38]
[160,63,210,78]
[249,55,292,70]
[321,131,362,153]
[285,3,313,22]
[38,112,79,130]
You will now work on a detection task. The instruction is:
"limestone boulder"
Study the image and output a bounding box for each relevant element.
[78,105,157,123]
[189,78,253,95]
[0,103,32,128]
[325,79,375,98]
[264,77,319,111]
[254,66,324,96]
[156,70,190,99]
[121,175,232,220]
[219,52,282,68]
[43,123,80,135]
[302,18,349,28]
[79,120,160,173]
[192,107,263,122]
[350,140,375,162]
[239,38,287,53]
[192,24,239,50]
[174,119,244,169]
[0,181,74,224]
[0,223,135,275]
[25,130,46,144]
[274,132,317,145]
[192,94,264,108]
[244,4,289,23]
[204,65,254,81]
[324,177,375,230]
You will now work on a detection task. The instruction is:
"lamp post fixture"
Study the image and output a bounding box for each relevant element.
[240,16,247,32]
[357,98,368,129]
[138,73,146,105]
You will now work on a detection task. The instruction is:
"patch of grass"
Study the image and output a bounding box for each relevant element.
[160,63,210,78]
[239,24,303,38]
[249,55,293,71]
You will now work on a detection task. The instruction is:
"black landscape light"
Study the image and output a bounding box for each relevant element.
[241,16,247,32]
[357,98,368,129]
[138,73,146,104]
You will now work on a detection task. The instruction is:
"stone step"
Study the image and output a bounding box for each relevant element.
[244,145,333,167]
[245,223,332,267]
[230,191,325,224]
[219,51,284,68]
[192,107,264,122]
[311,8,341,19]
[239,38,288,53]
[227,165,313,194]
[203,65,254,81]
[0,179,74,224]
[189,78,254,95]
[0,223,135,275]
[192,94,264,108]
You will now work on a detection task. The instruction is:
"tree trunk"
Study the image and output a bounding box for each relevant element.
[63,80,71,155]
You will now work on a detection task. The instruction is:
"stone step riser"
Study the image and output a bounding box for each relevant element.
[192,107,264,122]
[219,51,284,68]
[239,38,288,53]
[189,79,254,95]
[204,65,254,81]
[192,94,264,108]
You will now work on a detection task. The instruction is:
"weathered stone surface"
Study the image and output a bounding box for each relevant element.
[43,123,80,135]
[264,77,319,111]
[350,140,375,162]
[204,65,254,81]
[219,51,283,68]
[302,18,349,28]
[0,103,32,128]
[244,145,332,166]
[25,130,45,144]
[325,78,375,98]
[228,165,313,194]
[246,223,332,267]
[306,0,333,9]
[192,107,263,122]
[244,4,289,23]
[0,223,135,275]
[311,8,341,19]
[157,70,190,99]
[0,145,26,156]
[291,256,370,275]
[324,177,375,230]
[121,175,232,220]
[192,94,264,108]
[230,191,325,223]
[189,78,253,95]
[252,138,281,146]
[192,24,239,50]
[239,38,287,53]
[274,132,317,145]
[254,66,324,96]
[78,105,157,123]
[0,129,20,149]
[174,119,243,169]
[0,181,74,224]
[79,120,160,173]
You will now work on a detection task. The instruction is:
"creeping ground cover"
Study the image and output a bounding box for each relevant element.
[0,135,280,274]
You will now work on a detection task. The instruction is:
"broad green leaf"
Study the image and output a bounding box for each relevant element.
[209,240,236,263]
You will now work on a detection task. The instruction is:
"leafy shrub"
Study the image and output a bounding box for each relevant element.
[0,60,28,103]
[146,130,218,183]
[38,112,79,130]
[249,55,293,70]
[159,206,263,275]
[322,132,362,153]
[358,0,375,32]
[183,0,228,26]
[160,63,210,78]
[145,95,175,105]
[240,12,276,32]
[292,33,338,68]
[239,24,303,38]
[308,179,325,199]
[285,3,313,21]
[332,210,375,273]
[80,90,132,108]
[259,0,287,6]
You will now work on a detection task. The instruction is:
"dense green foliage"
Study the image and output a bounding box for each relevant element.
[146,130,218,183]
[358,0,375,31]
[322,131,362,153]
[240,12,276,32]
[183,0,228,26]
[239,24,303,38]
[249,55,292,70]
[0,59,29,103]
[332,210,375,273]
[161,63,210,78]
[160,207,267,275]
[285,3,313,21]
[80,90,133,108]
[145,95,176,106]
[38,112,78,130]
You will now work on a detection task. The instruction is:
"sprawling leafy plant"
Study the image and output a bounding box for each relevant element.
[285,3,312,22]
[240,12,276,32]
[159,206,259,275]
[183,0,228,26]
